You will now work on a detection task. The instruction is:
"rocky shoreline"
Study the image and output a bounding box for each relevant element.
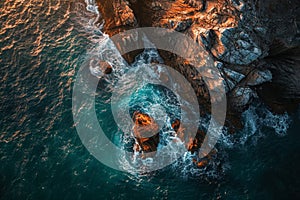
[94,0,300,164]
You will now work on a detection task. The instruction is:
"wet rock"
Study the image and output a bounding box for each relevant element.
[99,61,113,74]
[158,50,212,115]
[211,28,263,65]
[223,67,245,83]
[183,0,206,11]
[215,61,245,92]
[171,118,181,133]
[192,149,218,168]
[96,0,137,36]
[174,19,193,32]
[189,27,217,50]
[187,129,206,154]
[245,69,272,86]
[132,112,160,154]
[230,87,255,108]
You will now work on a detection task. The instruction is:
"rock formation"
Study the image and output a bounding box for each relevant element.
[132,112,160,155]
[95,0,300,165]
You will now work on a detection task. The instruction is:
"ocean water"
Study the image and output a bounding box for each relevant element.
[1,0,299,199]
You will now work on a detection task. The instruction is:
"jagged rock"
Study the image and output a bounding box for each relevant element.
[215,61,232,92]
[231,87,254,108]
[211,28,263,65]
[215,61,224,70]
[215,61,245,92]
[223,67,245,83]
[189,27,213,48]
[192,27,264,66]
[132,112,160,154]
[230,0,242,8]
[175,19,193,32]
[245,69,272,86]
[183,0,206,11]
[96,0,137,36]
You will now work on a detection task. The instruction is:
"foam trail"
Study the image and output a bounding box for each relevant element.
[84,0,100,24]
[85,0,99,14]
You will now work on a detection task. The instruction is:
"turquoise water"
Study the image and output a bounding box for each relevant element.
[1,0,299,199]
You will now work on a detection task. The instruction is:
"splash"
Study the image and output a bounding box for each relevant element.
[220,103,292,149]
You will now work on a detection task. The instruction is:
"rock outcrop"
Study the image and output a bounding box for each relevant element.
[95,0,300,164]
[132,112,160,154]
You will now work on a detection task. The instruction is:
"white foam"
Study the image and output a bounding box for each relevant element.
[220,104,292,148]
[263,108,291,136]
[85,0,99,15]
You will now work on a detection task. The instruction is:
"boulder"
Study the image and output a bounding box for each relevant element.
[132,112,160,154]
[245,69,272,86]
[230,86,255,108]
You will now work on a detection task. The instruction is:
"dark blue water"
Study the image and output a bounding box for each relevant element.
[1,0,299,199]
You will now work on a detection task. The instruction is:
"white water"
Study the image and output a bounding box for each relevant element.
[220,103,292,149]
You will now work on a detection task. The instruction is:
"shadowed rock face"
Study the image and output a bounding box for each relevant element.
[257,45,300,113]
[95,0,300,143]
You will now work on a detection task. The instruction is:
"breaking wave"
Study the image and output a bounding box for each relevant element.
[220,103,292,149]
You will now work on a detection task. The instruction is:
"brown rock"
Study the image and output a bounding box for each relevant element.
[132,112,160,153]
[96,0,137,36]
